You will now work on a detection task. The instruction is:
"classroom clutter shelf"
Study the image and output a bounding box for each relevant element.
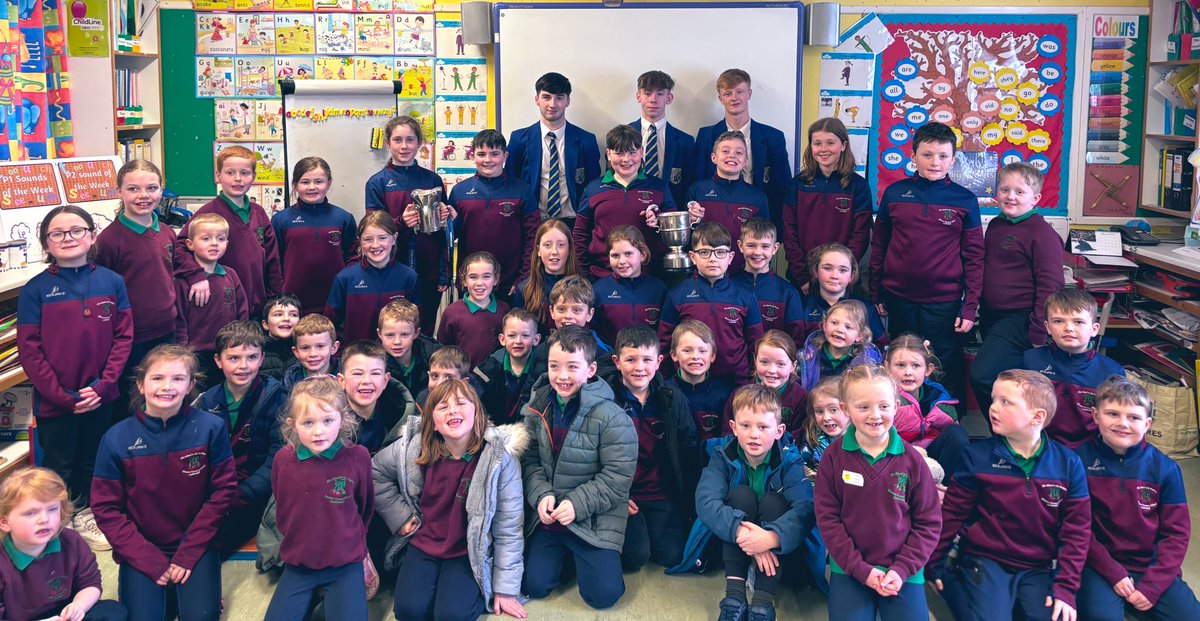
[1142,0,1200,219]
[113,5,163,171]
[1109,244,1200,387]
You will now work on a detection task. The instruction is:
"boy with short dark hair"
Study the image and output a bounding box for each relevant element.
[664,320,733,447]
[505,72,601,227]
[449,129,540,298]
[929,369,1091,621]
[475,308,543,425]
[659,222,764,384]
[969,162,1065,418]
[733,218,804,342]
[630,70,695,208]
[600,325,697,572]
[175,213,249,391]
[259,293,300,381]
[1075,377,1200,620]
[376,299,439,398]
[413,345,479,413]
[672,384,814,621]
[281,313,340,391]
[338,340,413,456]
[870,121,984,400]
[193,320,287,558]
[521,326,637,610]
[1020,287,1125,447]
[693,69,791,226]
[573,124,675,279]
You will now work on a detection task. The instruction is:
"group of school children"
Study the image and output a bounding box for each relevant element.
[0,66,1196,621]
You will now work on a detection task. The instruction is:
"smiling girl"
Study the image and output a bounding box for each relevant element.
[437,251,511,367]
[324,211,419,344]
[592,226,667,346]
[798,300,882,391]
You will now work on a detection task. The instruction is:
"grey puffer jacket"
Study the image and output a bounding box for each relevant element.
[372,417,528,605]
[520,376,637,551]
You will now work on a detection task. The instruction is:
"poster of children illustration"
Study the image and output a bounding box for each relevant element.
[394,13,434,56]
[315,56,355,79]
[353,0,391,11]
[316,13,355,55]
[236,56,276,97]
[255,143,286,183]
[255,101,283,140]
[275,56,314,80]
[259,185,287,214]
[274,0,314,10]
[435,168,474,195]
[355,14,393,55]
[197,57,236,98]
[434,98,486,133]
[313,0,351,9]
[397,100,435,141]
[196,13,235,55]
[216,99,255,140]
[275,14,316,55]
[434,20,482,58]
[236,14,276,55]
[435,58,486,96]
[233,0,271,10]
[434,132,474,165]
[395,57,433,98]
[351,58,389,80]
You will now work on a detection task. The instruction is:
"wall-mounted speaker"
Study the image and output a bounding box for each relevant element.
[806,3,841,48]
[462,1,493,46]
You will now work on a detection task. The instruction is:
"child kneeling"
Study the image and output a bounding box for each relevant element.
[373,378,527,620]
[673,384,815,621]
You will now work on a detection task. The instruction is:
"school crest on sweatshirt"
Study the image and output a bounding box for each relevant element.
[888,472,909,501]
[1136,485,1159,511]
[1038,482,1067,508]
[325,475,353,504]
[834,197,851,213]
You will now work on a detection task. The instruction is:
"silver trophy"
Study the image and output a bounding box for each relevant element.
[657,210,694,272]
[411,188,444,234]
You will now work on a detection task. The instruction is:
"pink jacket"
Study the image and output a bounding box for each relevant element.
[894,391,956,449]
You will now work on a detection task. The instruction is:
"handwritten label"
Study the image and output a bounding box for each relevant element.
[58,160,119,203]
[0,164,61,210]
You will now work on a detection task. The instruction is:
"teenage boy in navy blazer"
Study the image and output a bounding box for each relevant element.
[629,70,695,209]
[505,72,601,230]
[693,68,791,227]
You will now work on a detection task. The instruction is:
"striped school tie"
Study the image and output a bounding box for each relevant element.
[546,133,562,219]
[643,125,660,178]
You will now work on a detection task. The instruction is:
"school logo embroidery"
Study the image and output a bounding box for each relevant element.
[834,197,851,213]
[901,190,915,199]
[96,301,115,320]
[498,202,517,217]
[991,458,1012,470]
[737,207,754,222]
[938,209,957,226]
[1038,483,1067,508]
[761,304,780,321]
[164,242,174,259]
[1087,458,1105,472]
[224,287,235,304]
[705,189,719,198]
[701,412,720,432]
[607,290,621,300]
[648,418,667,440]
[723,306,742,324]
[325,476,353,504]
[354,279,369,289]
[781,407,793,426]
[637,191,654,204]
[1136,485,1159,511]
[1040,364,1055,375]
[686,289,700,299]
[292,215,305,224]
[180,451,207,477]
[465,187,479,196]
[888,472,910,501]
[255,227,266,245]
[386,180,397,188]
[575,168,586,185]
[47,575,68,600]
[1001,235,1017,250]
[128,436,148,452]
[46,286,64,298]
[455,477,471,503]
[643,307,660,324]
[329,230,342,245]
[670,168,683,185]
[1077,391,1097,414]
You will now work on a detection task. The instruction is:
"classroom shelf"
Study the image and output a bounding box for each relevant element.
[117,123,163,132]
[1146,133,1198,143]
[0,441,30,480]
[0,368,26,393]
[115,51,158,60]
[1130,245,1200,281]
[1136,281,1200,314]
[1139,203,1193,218]
[1150,59,1200,67]
[1114,342,1196,387]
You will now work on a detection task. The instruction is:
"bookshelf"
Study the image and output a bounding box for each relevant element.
[1142,0,1200,221]
[112,5,164,172]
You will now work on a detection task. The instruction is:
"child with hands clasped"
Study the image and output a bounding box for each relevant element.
[365,116,448,335]
[671,384,815,621]
[799,243,886,346]
[372,379,528,620]
[437,251,511,367]
[265,376,373,621]
[1074,378,1200,620]
[325,211,419,344]
[91,345,237,621]
[664,320,732,447]
[520,327,637,610]
[798,300,882,391]
[815,365,941,621]
[928,370,1091,621]
[592,225,668,346]
[18,206,133,550]
[0,468,127,621]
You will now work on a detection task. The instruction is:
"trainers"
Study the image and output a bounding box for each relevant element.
[73,509,111,551]
[363,555,379,600]
[748,603,776,621]
[717,597,748,621]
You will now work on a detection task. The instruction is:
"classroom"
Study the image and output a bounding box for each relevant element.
[0,0,1198,619]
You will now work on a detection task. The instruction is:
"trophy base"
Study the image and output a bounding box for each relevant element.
[663,252,692,273]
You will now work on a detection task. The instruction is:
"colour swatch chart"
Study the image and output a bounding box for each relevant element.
[1082,14,1146,218]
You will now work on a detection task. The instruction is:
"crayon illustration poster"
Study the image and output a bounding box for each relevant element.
[870,15,1076,216]
[1083,14,1146,218]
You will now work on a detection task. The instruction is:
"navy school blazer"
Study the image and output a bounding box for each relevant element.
[504,120,602,214]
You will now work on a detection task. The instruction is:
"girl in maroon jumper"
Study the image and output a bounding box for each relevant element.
[266,377,372,621]
[437,251,510,367]
[513,219,579,332]
[724,330,809,442]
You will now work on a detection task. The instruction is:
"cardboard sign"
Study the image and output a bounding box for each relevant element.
[0,164,62,210]
[58,160,119,203]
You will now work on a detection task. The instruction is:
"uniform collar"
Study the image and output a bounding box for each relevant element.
[118,211,160,234]
[601,169,647,185]
[502,352,527,377]
[465,295,497,314]
[3,534,60,571]
[219,192,251,216]
[842,426,905,463]
[999,209,1037,225]
[297,440,343,461]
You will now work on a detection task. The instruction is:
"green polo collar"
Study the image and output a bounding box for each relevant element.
[821,345,852,368]
[502,352,527,377]
[999,209,1036,225]
[465,295,497,314]
[3,534,60,571]
[455,451,476,462]
[842,426,905,464]
[118,211,160,234]
[209,263,227,276]
[1003,435,1046,476]
[219,193,252,224]
[601,169,647,185]
[297,440,343,461]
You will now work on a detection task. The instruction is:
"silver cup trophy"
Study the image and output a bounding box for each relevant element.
[657,210,694,272]
[411,188,444,234]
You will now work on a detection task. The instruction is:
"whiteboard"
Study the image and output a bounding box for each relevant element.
[282,80,399,220]
[496,4,804,170]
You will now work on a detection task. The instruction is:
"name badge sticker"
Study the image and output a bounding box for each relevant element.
[842,471,864,487]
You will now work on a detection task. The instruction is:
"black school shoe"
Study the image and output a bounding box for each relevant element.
[748,603,776,621]
[717,597,748,621]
